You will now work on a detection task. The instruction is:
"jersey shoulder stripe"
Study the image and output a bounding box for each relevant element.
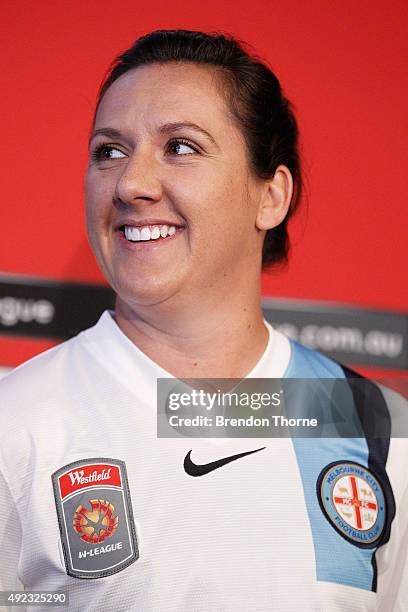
[283,339,396,592]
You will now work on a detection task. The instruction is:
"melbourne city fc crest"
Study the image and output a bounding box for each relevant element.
[317,461,386,548]
[52,458,139,579]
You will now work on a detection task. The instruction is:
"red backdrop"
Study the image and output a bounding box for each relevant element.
[1,0,407,370]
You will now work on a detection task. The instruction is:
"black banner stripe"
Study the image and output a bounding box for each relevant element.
[0,275,407,370]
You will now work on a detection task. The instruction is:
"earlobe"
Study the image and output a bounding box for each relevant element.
[255,165,294,231]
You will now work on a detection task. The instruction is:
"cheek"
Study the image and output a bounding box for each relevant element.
[183,169,253,268]
[195,169,251,234]
[85,171,114,229]
[85,168,113,200]
[186,166,241,220]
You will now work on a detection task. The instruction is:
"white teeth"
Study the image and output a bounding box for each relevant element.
[123,224,177,242]
[150,226,161,240]
[131,227,140,241]
[140,227,151,241]
[124,226,131,241]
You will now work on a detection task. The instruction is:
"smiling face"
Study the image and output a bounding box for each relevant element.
[86,62,269,311]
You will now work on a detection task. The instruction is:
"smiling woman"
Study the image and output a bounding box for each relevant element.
[85,37,297,377]
[0,29,406,612]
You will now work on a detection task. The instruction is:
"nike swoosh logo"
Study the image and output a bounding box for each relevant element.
[184,447,266,477]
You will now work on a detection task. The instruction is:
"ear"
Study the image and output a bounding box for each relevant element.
[255,165,294,231]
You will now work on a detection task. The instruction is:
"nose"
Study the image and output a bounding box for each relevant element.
[114,147,163,206]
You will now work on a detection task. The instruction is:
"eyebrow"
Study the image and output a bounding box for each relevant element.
[158,122,217,146]
[89,122,217,147]
[89,127,123,146]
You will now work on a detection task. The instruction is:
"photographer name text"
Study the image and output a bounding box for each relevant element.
[168,415,318,428]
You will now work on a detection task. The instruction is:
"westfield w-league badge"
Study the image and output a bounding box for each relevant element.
[52,458,139,579]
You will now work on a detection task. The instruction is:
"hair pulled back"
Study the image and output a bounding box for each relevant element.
[95,29,302,268]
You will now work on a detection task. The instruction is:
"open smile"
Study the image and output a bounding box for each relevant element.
[123,224,177,242]
[115,223,184,250]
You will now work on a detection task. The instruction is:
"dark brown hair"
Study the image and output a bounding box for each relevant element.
[95,29,302,268]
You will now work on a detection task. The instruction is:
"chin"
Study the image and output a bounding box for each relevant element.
[113,273,183,309]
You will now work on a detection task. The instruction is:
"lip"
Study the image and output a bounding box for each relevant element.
[114,218,185,230]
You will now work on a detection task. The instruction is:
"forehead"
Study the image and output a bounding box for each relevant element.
[94,62,237,137]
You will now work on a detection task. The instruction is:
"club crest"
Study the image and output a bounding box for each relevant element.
[52,458,139,579]
[317,461,386,548]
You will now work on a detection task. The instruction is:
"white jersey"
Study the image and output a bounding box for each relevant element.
[0,311,407,611]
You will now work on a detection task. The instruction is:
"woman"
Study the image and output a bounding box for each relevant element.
[0,29,406,611]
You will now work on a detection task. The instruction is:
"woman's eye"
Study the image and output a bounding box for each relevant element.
[168,140,198,155]
[92,145,126,161]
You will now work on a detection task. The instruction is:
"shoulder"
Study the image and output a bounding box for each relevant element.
[284,339,407,421]
[0,335,80,400]
[0,312,113,406]
[0,325,97,432]
[0,323,103,480]
[0,335,83,480]
[284,338,347,378]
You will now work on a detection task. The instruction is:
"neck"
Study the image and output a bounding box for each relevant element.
[114,280,268,379]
